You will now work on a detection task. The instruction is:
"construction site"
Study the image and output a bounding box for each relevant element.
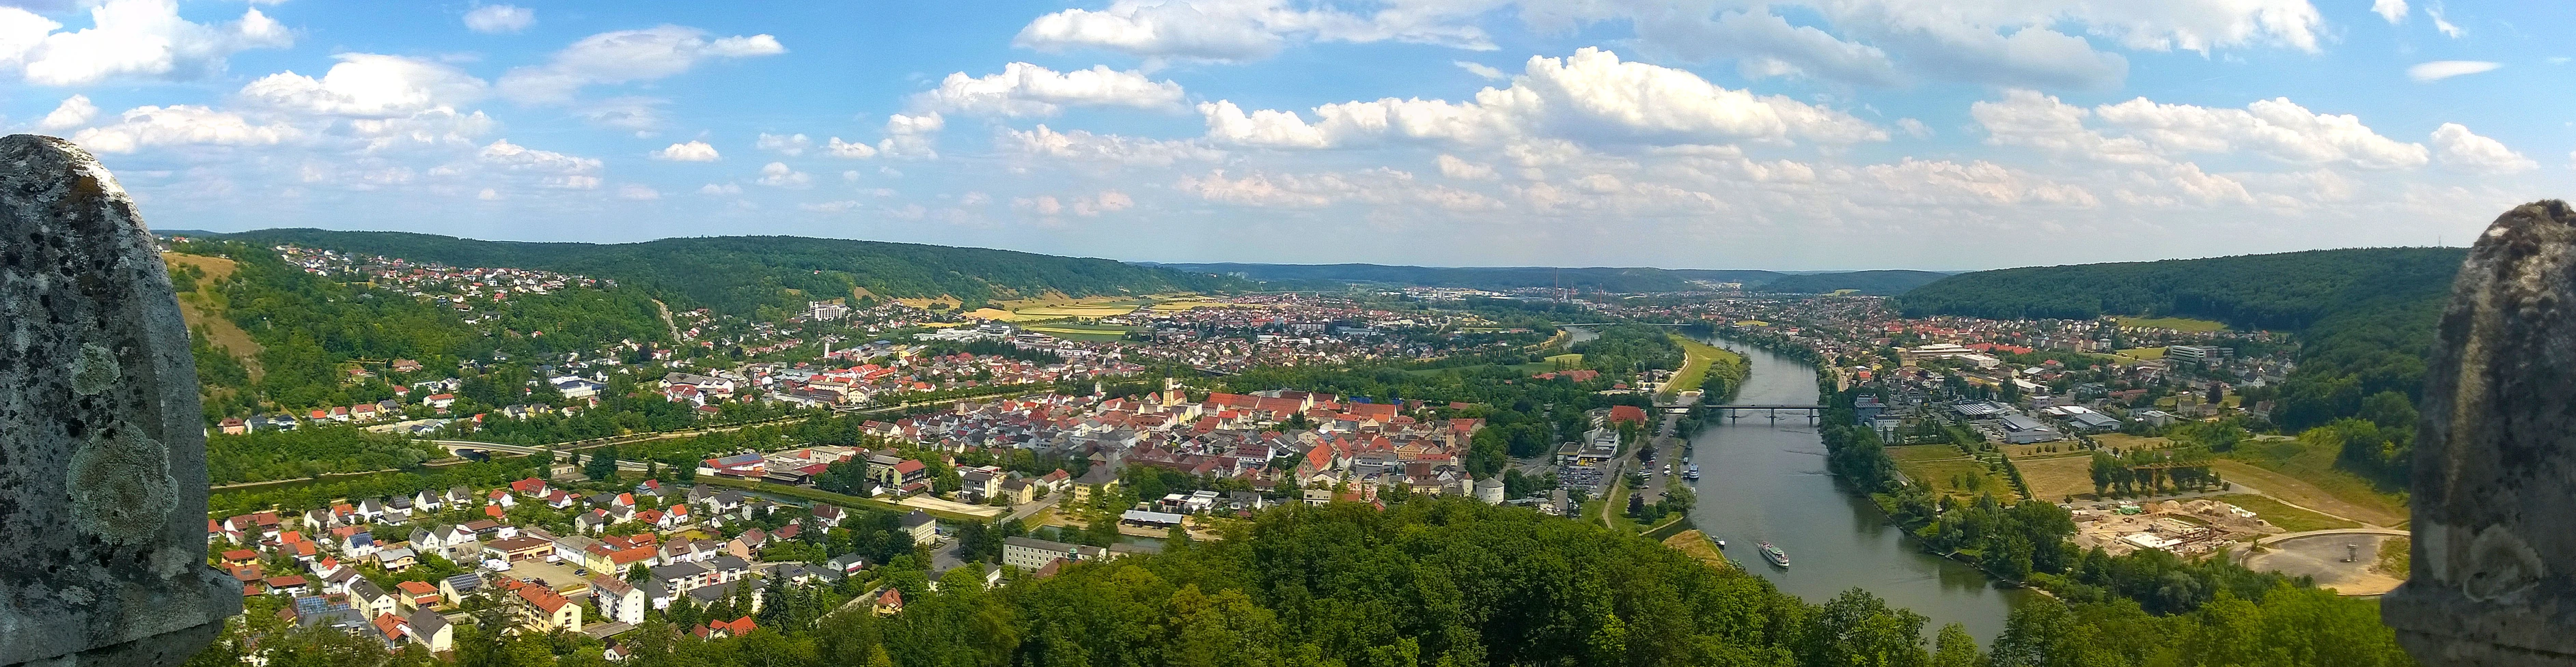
[2069,498,2282,556]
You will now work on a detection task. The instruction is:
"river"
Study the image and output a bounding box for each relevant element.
[1680,335,2031,641]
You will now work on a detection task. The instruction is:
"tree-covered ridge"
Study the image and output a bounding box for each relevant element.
[1756,270,1952,296]
[200,229,1255,315]
[174,239,670,419]
[1894,247,2461,332]
[1894,246,2463,477]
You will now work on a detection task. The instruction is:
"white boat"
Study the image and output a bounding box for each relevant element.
[1758,541,1789,567]
[1682,464,1700,481]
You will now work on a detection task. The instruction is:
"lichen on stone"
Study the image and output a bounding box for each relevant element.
[70,343,119,397]
[65,422,176,545]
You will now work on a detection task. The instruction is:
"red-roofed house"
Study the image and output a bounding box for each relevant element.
[693,616,756,639]
[1607,406,1648,426]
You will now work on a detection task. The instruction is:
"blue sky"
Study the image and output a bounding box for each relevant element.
[2,0,2568,270]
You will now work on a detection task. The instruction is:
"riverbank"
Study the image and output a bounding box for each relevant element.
[1682,335,2027,640]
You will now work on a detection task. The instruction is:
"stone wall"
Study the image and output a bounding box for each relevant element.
[0,134,238,667]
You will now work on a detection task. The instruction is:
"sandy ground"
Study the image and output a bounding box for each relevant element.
[900,495,1006,517]
[2243,533,2404,596]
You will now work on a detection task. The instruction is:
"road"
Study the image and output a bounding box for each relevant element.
[1630,415,1685,513]
[999,492,1060,525]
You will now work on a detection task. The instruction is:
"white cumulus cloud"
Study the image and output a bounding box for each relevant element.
[2091,95,2427,169]
[1437,154,1497,180]
[999,125,1223,166]
[2372,0,2408,23]
[0,0,292,86]
[38,94,94,130]
[1014,0,1495,63]
[650,140,721,161]
[238,54,489,117]
[823,137,878,159]
[1201,48,1883,150]
[498,25,785,104]
[478,139,602,174]
[876,112,943,158]
[71,104,298,153]
[914,62,1184,117]
[2430,123,2534,174]
[756,161,811,187]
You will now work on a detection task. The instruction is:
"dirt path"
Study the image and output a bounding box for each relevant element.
[2209,459,2405,527]
[651,298,682,341]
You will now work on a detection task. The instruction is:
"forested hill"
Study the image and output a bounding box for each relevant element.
[1894,248,2463,330]
[192,229,1255,316]
[1757,270,1950,296]
[1898,246,2466,436]
[1154,262,1793,292]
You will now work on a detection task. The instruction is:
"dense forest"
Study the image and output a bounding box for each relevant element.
[1756,270,1952,296]
[195,229,1254,316]
[1895,246,2464,485]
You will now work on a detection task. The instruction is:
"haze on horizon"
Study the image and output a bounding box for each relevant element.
[0,0,2564,271]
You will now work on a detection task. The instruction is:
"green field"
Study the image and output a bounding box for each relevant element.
[2205,494,2359,533]
[1026,323,1136,342]
[1502,353,1586,375]
[2114,347,2168,360]
[1887,445,2019,501]
[1661,335,1741,395]
[2114,316,2228,332]
[2224,436,2409,526]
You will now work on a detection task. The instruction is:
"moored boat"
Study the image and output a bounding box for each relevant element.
[1758,541,1789,567]
[1682,464,1700,481]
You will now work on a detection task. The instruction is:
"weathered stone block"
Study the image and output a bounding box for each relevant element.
[2385,199,2576,666]
[0,134,238,667]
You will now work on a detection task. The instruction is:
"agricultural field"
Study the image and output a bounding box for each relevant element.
[895,296,962,310]
[2014,453,2101,502]
[1015,304,1141,317]
[1999,440,2088,457]
[1888,444,2019,501]
[2114,316,2229,332]
[1148,298,1247,311]
[1025,323,1136,342]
